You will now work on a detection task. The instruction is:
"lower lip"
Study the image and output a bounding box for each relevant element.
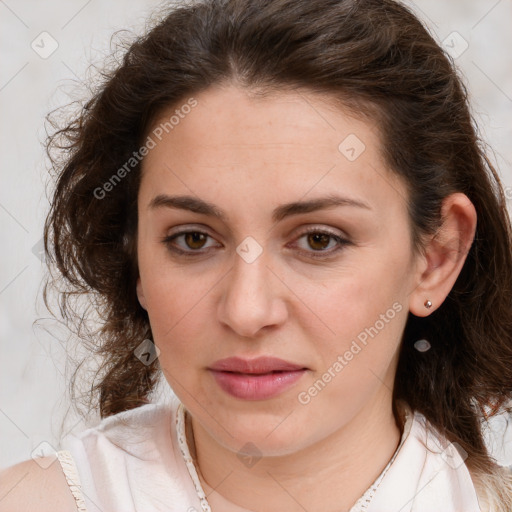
[209,369,306,400]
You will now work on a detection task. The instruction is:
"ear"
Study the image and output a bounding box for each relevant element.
[409,192,477,317]
[136,277,148,310]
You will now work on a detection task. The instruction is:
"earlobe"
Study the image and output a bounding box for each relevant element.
[136,277,148,310]
[409,193,477,317]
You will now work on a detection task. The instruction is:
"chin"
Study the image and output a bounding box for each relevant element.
[200,403,321,456]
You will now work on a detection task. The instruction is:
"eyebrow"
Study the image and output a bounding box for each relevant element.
[148,193,372,223]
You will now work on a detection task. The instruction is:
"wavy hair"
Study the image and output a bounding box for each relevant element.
[43,0,512,507]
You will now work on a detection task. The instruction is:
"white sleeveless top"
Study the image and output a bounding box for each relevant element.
[55,396,483,512]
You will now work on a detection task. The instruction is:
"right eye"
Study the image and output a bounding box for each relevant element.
[161,230,221,256]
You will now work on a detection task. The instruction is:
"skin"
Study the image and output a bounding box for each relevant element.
[135,82,477,512]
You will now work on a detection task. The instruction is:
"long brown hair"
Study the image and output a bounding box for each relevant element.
[44,0,512,505]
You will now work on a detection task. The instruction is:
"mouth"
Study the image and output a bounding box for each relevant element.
[208,357,308,400]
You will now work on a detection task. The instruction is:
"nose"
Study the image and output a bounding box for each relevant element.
[216,247,288,339]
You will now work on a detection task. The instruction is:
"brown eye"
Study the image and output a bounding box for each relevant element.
[161,230,219,256]
[183,232,208,250]
[293,228,351,259]
[306,232,331,251]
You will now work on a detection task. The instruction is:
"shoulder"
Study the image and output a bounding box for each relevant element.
[83,401,174,434]
[0,456,77,512]
[71,401,175,456]
[0,401,178,512]
[57,399,179,494]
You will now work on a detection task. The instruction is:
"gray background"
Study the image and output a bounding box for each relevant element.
[1,0,511,469]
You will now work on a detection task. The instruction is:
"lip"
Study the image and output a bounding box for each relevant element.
[208,357,308,400]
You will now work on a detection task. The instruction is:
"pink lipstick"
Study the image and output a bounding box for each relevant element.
[208,356,307,400]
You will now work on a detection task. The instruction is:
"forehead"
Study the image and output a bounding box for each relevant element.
[139,84,409,223]
[145,84,379,164]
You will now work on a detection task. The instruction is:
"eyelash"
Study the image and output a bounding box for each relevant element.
[160,227,351,259]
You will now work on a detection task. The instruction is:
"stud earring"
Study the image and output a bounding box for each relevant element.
[424,300,432,309]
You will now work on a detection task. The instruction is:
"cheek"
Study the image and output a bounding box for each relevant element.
[138,260,218,363]
[138,241,200,322]
[299,254,409,368]
[296,272,407,415]
[143,279,202,337]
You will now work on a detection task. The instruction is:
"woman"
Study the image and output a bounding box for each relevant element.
[1,0,511,510]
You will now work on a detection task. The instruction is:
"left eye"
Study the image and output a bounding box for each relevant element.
[291,229,350,258]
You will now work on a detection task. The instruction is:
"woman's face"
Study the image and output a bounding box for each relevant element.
[136,84,421,455]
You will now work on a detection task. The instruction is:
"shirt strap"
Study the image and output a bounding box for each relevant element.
[56,450,89,512]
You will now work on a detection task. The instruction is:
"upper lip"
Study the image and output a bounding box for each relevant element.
[209,356,306,374]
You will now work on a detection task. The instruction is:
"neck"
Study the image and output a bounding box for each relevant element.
[188,389,403,512]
